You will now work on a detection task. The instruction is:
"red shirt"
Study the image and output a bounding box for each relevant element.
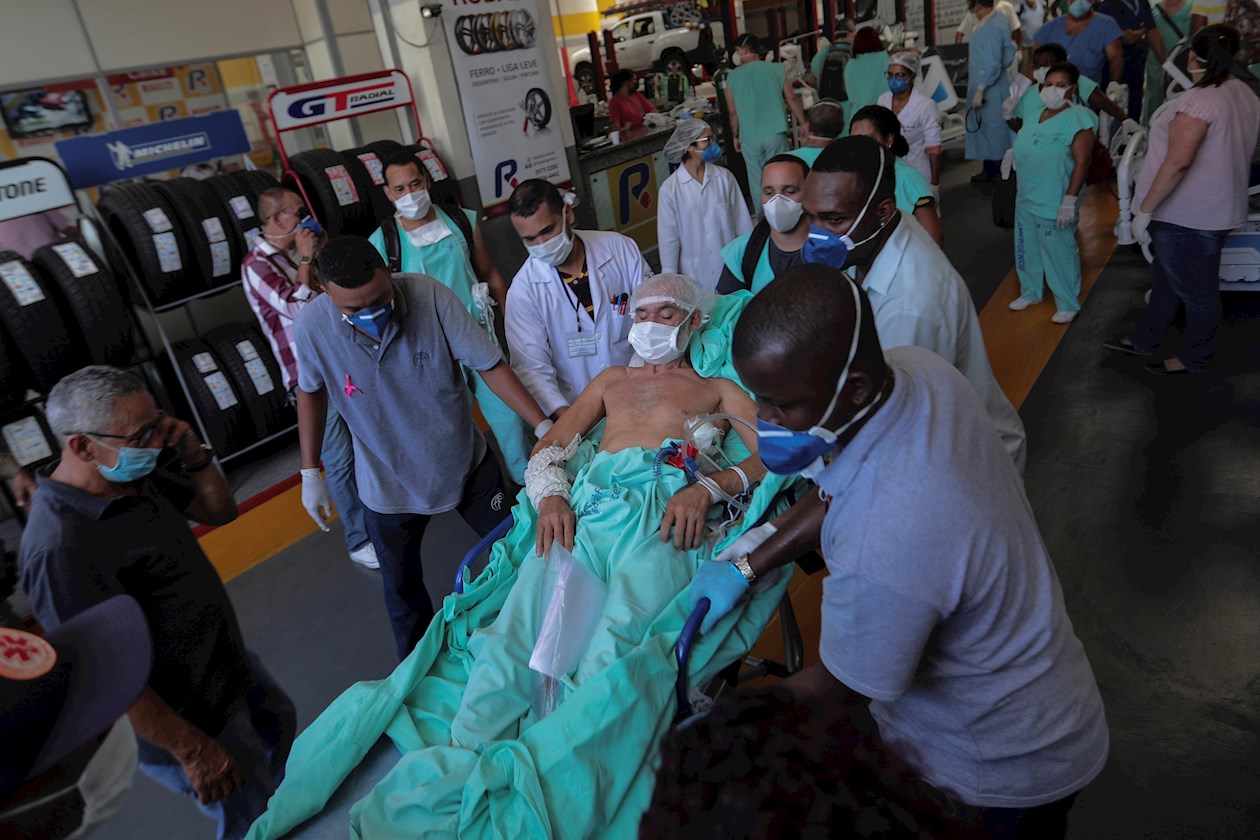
[608,92,656,130]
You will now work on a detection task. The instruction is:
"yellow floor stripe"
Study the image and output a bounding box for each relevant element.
[745,187,1122,673]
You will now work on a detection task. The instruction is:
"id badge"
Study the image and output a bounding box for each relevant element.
[566,330,597,358]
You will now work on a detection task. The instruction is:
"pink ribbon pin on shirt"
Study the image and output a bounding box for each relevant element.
[344,374,363,398]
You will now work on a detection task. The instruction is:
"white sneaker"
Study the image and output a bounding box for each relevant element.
[349,542,380,570]
[1051,310,1078,324]
[1008,297,1040,311]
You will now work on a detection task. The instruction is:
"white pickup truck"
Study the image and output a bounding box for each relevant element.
[569,7,726,93]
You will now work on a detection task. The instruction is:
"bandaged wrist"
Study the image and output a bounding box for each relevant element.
[696,474,723,504]
[525,434,582,509]
[730,466,749,494]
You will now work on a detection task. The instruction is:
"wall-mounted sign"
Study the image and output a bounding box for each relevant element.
[268,70,413,131]
[588,151,669,252]
[0,158,76,223]
[106,64,228,127]
[54,111,250,188]
[440,0,571,208]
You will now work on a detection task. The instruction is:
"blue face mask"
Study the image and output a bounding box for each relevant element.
[94,442,160,483]
[887,76,910,94]
[700,141,723,163]
[1068,0,1092,17]
[298,215,323,236]
[755,280,887,478]
[343,302,394,341]
[800,145,889,271]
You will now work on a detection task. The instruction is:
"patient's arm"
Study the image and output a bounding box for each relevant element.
[660,380,767,549]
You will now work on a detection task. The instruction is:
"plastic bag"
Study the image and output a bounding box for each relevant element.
[529,543,608,718]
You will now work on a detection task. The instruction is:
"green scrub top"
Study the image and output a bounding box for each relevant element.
[844,52,892,122]
[720,230,774,294]
[894,157,933,215]
[368,207,480,314]
[1012,104,1098,218]
[727,60,788,140]
[789,146,824,167]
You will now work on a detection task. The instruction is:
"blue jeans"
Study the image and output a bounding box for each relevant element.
[1129,221,1230,371]
[322,402,368,552]
[137,656,295,840]
[363,451,508,659]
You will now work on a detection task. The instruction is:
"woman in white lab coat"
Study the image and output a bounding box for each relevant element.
[505,181,652,419]
[877,51,943,197]
[655,119,752,293]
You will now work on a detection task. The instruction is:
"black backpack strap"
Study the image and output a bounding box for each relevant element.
[740,218,772,287]
[380,221,402,273]
[437,204,475,251]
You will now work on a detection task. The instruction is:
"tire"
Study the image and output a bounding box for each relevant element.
[660,48,689,77]
[97,181,197,306]
[365,139,406,159]
[286,149,374,238]
[0,251,91,393]
[341,148,394,228]
[204,173,266,260]
[168,338,257,456]
[202,322,294,441]
[406,144,460,206]
[30,237,138,367]
[575,63,596,95]
[0,328,31,406]
[152,178,241,289]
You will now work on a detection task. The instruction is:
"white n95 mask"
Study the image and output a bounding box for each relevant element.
[527,224,575,267]
[763,194,804,233]
[628,319,688,364]
[1039,86,1067,109]
[394,188,431,220]
[1033,67,1049,85]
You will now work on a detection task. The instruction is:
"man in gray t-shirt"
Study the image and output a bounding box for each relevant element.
[294,237,548,659]
[691,266,1107,835]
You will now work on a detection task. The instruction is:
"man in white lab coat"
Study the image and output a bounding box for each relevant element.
[505,179,652,421]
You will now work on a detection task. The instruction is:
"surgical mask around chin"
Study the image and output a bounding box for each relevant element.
[526,223,575,267]
[763,194,804,233]
[1033,66,1049,84]
[628,318,690,364]
[94,441,160,483]
[1039,86,1068,109]
[731,50,744,67]
[1069,0,1091,17]
[755,280,884,477]
[394,188,431,221]
[800,145,889,270]
[343,302,394,340]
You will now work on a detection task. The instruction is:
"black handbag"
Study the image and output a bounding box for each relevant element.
[992,171,1017,229]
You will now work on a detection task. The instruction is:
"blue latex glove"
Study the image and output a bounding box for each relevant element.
[688,560,751,634]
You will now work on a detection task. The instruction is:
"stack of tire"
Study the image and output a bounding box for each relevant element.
[167,323,291,457]
[0,240,138,397]
[97,171,279,308]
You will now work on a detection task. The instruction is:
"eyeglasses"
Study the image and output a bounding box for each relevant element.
[77,414,164,448]
[885,72,914,81]
[691,136,714,147]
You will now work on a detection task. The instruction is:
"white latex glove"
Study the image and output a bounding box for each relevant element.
[1106,81,1127,102]
[300,468,333,531]
[1001,93,1019,121]
[715,522,778,567]
[971,83,986,110]
[1056,195,1077,228]
[1121,118,1141,135]
[1131,209,1152,243]
[1000,149,1015,180]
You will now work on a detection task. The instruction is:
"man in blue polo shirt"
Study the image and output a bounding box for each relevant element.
[293,236,549,659]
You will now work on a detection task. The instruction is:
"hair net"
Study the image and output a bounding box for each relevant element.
[630,272,714,317]
[888,51,921,76]
[664,119,709,164]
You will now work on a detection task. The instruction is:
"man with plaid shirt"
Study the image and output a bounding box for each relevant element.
[241,187,378,570]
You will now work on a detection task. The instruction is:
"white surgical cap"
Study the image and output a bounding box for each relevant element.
[630,272,713,317]
[888,51,921,76]
[664,119,710,164]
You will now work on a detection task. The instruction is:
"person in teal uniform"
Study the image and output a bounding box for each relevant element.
[849,105,945,248]
[966,0,1018,182]
[1143,0,1193,123]
[368,152,533,481]
[1008,43,1132,130]
[725,33,801,204]
[1009,62,1098,323]
[843,28,892,126]
[716,155,810,294]
[789,99,845,167]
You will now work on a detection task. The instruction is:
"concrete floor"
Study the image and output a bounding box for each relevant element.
[35,153,1260,838]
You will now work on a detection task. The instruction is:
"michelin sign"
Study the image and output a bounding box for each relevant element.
[56,111,250,188]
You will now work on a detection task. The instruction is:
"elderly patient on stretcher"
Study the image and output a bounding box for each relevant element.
[449,271,767,747]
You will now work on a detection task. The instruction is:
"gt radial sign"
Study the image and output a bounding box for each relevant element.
[441,0,571,208]
[269,70,413,130]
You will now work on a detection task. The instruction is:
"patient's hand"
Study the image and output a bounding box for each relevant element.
[660,484,712,550]
[536,495,576,558]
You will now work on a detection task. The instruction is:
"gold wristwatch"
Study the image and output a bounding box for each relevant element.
[732,553,757,586]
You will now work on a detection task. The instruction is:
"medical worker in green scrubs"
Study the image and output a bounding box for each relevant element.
[368,152,533,480]
[725,33,800,204]
[1009,62,1097,324]
[849,104,945,248]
